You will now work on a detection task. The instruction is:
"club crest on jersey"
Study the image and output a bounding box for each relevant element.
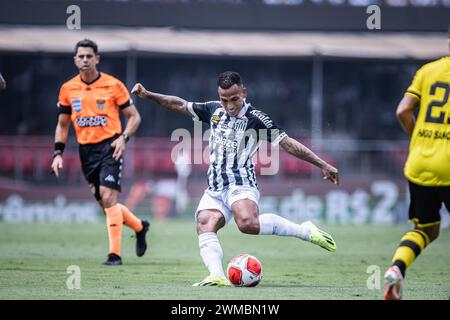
[211,115,220,124]
[71,98,82,112]
[233,119,247,131]
[96,99,106,110]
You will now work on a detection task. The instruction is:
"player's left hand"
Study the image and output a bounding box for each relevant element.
[321,164,339,185]
[111,136,126,160]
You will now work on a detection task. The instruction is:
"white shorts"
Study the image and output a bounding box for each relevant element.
[195,185,260,224]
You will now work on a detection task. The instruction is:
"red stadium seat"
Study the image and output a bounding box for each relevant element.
[0,148,15,172]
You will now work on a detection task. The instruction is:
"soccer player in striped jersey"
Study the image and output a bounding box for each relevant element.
[383,37,450,300]
[132,71,339,286]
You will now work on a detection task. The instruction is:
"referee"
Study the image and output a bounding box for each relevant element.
[51,39,149,265]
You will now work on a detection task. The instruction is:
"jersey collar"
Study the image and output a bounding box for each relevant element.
[236,101,250,119]
[80,72,102,85]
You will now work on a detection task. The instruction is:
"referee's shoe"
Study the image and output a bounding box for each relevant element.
[136,220,150,257]
[103,253,122,265]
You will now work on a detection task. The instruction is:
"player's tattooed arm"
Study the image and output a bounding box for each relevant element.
[280,136,339,185]
[131,83,191,117]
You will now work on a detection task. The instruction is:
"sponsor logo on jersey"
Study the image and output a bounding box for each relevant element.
[76,116,107,127]
[96,99,106,110]
[211,115,220,124]
[71,98,82,112]
[214,135,239,152]
[250,110,273,128]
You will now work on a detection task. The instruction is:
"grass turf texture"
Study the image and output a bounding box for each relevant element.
[0,221,449,299]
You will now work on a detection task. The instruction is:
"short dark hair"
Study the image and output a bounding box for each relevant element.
[75,39,98,55]
[217,71,243,89]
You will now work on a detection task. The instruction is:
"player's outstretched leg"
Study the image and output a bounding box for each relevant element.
[258,213,336,252]
[192,232,230,287]
[301,221,336,252]
[192,275,231,287]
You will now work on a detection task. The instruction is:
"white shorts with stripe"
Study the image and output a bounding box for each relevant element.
[195,185,260,224]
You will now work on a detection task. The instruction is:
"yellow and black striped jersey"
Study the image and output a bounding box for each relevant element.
[404,56,450,186]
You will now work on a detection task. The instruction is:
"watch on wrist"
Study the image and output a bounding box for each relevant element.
[123,132,130,143]
[53,150,63,158]
[53,142,65,158]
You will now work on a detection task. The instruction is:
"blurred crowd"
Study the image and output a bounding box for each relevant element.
[0,54,420,141]
[0,54,416,190]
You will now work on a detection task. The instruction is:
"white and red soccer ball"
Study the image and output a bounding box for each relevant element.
[227,254,263,287]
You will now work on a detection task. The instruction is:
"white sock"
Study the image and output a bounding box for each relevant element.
[258,213,311,240]
[198,232,226,279]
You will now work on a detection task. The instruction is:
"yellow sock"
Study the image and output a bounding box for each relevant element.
[391,229,429,276]
[104,204,123,256]
[118,203,143,233]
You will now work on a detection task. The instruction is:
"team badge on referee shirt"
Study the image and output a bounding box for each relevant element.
[96,99,106,110]
[71,98,82,112]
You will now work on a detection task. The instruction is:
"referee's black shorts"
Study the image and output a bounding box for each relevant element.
[408,180,450,227]
[79,135,123,201]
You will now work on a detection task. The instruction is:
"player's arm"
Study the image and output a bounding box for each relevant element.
[279,136,339,185]
[131,83,191,117]
[0,72,6,91]
[111,105,141,160]
[51,113,71,177]
[396,95,419,138]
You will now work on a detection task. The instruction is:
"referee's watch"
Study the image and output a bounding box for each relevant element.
[122,132,130,143]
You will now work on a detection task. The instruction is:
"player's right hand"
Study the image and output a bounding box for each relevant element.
[131,83,147,99]
[321,164,339,185]
[51,155,63,177]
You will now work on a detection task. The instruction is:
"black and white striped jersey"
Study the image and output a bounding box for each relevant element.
[187,100,287,191]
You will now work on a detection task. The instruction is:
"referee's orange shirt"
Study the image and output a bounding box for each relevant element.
[57,72,132,145]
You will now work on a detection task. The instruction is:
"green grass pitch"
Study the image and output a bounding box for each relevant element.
[0,220,449,299]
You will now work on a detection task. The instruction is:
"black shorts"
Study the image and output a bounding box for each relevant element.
[79,135,123,201]
[408,180,450,227]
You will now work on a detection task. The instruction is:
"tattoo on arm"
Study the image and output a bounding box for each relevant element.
[281,137,325,169]
[146,92,190,116]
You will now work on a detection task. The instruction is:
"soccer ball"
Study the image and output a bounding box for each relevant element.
[227,254,263,287]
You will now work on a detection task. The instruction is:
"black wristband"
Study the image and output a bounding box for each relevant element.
[54,142,65,158]
[122,133,130,143]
